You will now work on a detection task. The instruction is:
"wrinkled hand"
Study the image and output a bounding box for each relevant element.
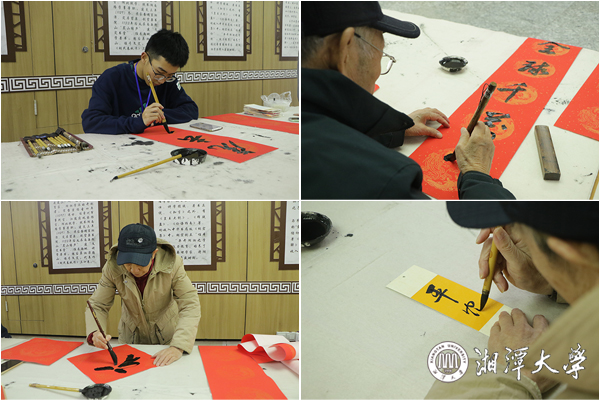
[477,226,553,295]
[489,309,557,393]
[91,331,112,350]
[142,102,165,126]
[455,121,495,174]
[152,346,183,366]
[405,108,450,138]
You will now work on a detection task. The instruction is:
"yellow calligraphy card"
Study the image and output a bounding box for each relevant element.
[387,265,512,336]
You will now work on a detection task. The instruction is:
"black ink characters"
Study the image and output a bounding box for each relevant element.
[94,354,141,374]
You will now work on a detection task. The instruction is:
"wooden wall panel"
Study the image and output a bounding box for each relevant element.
[29,1,55,76]
[1,296,22,334]
[35,91,59,130]
[245,294,299,334]
[247,202,299,282]
[197,294,246,339]
[19,295,87,336]
[185,80,264,118]
[57,89,92,129]
[1,202,17,285]
[53,2,93,75]
[1,93,37,143]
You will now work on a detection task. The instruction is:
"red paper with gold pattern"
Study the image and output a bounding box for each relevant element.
[205,113,299,135]
[137,126,277,163]
[409,38,581,199]
[554,64,599,141]
[1,338,83,366]
[198,346,287,399]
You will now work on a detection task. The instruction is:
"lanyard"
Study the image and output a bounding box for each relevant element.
[135,62,152,113]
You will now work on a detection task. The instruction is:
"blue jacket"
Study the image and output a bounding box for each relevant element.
[82,60,198,134]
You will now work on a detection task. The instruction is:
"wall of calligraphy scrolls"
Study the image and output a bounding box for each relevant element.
[270,201,299,270]
[139,201,225,271]
[38,201,112,274]
[409,38,581,199]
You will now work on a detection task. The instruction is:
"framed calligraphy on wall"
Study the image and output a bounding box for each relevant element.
[38,202,113,274]
[93,1,172,62]
[139,201,226,270]
[197,1,252,61]
[270,201,299,270]
[275,1,299,61]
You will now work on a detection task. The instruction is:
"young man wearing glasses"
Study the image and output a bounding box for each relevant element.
[82,29,198,134]
[301,2,514,199]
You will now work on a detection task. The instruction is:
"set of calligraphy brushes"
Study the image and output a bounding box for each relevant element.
[21,128,93,158]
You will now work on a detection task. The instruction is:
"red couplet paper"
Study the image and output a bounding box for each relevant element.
[205,113,299,135]
[68,344,156,384]
[138,126,278,163]
[198,346,287,399]
[1,338,83,366]
[409,38,581,199]
[554,64,599,141]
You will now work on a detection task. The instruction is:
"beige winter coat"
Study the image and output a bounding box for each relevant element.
[85,239,201,354]
[426,285,598,399]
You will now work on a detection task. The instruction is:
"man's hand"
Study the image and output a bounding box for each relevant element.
[91,330,112,350]
[455,121,494,174]
[152,346,183,366]
[489,309,558,393]
[142,103,165,126]
[405,108,450,138]
[477,226,553,295]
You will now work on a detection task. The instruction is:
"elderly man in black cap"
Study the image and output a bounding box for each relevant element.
[301,1,515,199]
[85,223,201,366]
[426,202,598,398]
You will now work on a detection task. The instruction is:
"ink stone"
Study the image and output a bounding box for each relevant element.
[439,56,468,72]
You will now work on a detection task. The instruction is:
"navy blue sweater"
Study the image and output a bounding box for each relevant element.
[81,60,198,134]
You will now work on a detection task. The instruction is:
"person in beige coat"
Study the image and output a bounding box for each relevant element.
[426,202,598,399]
[85,223,201,366]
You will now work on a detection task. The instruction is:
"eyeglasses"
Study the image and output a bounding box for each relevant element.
[354,33,396,75]
[149,60,177,83]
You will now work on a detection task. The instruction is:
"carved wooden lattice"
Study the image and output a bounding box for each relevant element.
[1,1,26,62]
[275,1,298,61]
[197,1,252,61]
[270,201,299,271]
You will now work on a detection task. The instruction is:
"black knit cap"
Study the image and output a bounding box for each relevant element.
[447,202,599,244]
[117,224,157,266]
[302,1,420,39]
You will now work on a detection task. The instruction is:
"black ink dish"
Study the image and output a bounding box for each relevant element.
[301,212,332,247]
[439,56,468,72]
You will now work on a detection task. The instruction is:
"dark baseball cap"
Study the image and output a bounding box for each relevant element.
[447,202,598,244]
[302,1,420,39]
[117,224,157,266]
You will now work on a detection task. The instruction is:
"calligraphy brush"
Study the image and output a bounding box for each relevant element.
[146,74,174,133]
[479,228,500,311]
[87,300,118,366]
[110,148,206,182]
[444,81,497,162]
